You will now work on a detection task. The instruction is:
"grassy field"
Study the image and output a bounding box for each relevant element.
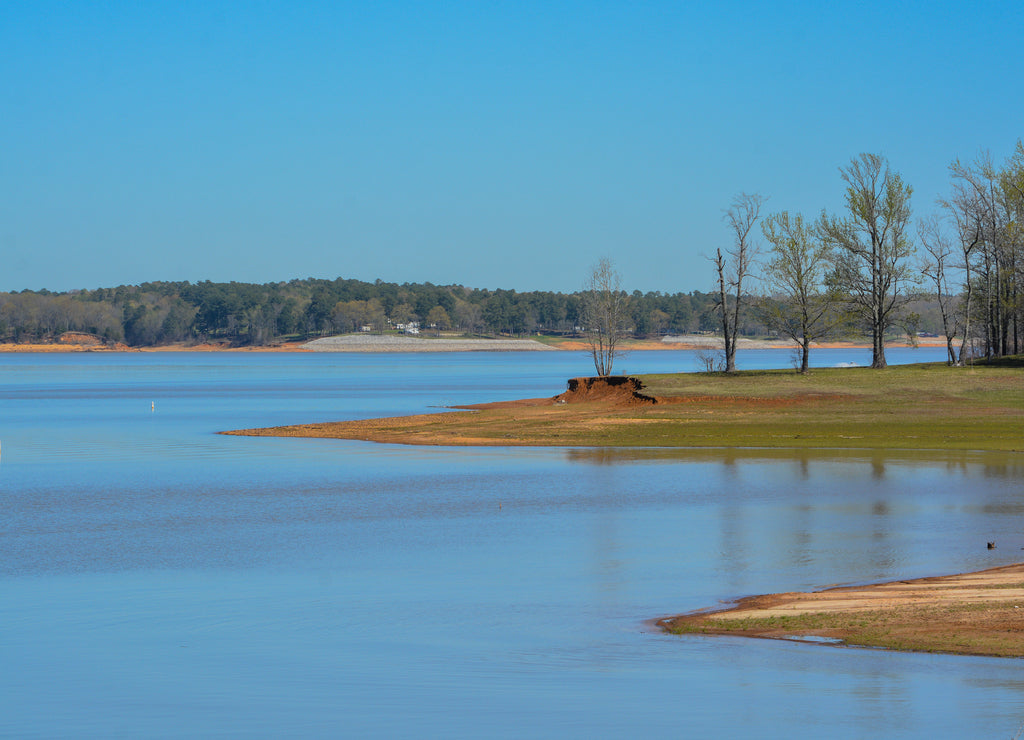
[632,360,1024,451]
[224,359,1023,453]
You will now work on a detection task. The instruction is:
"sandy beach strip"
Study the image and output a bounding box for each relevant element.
[658,563,1024,657]
[0,333,951,353]
[301,335,555,351]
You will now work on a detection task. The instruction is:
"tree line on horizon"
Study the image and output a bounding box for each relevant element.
[0,276,759,347]
[0,269,955,352]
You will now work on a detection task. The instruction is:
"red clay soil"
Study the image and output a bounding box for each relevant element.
[452,376,659,411]
[553,376,658,406]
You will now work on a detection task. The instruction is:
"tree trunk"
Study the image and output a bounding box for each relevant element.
[716,248,735,373]
[871,304,887,368]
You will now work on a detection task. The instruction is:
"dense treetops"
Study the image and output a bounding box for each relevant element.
[0,277,744,347]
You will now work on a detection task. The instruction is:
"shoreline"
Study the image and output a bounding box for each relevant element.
[657,562,1024,658]
[0,334,951,353]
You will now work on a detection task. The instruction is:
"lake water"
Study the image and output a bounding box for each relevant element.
[3,347,1024,738]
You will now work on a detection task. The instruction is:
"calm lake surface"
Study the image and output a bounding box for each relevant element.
[3,347,1023,738]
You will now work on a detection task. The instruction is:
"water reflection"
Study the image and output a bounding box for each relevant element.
[718,502,751,590]
[564,446,1024,479]
[789,504,813,568]
[870,453,887,480]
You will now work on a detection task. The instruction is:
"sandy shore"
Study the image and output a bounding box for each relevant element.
[659,563,1024,657]
[0,341,312,353]
[0,333,951,353]
[302,335,555,352]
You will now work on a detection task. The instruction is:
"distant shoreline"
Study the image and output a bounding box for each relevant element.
[0,333,951,353]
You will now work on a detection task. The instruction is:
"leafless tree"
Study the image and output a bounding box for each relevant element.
[939,165,985,363]
[581,257,629,376]
[1003,142,1024,354]
[918,215,962,365]
[942,148,1024,359]
[949,153,1004,359]
[714,192,765,372]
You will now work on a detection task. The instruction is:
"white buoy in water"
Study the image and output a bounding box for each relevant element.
[151,401,155,412]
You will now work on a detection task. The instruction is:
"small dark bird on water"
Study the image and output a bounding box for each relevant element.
[987,542,996,549]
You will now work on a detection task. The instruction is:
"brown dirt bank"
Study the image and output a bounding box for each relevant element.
[223,376,655,445]
[553,376,657,406]
[658,563,1024,658]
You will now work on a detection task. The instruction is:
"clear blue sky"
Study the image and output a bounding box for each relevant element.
[2,1,1022,294]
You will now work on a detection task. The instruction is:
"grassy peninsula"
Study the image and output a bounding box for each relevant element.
[225,360,1023,453]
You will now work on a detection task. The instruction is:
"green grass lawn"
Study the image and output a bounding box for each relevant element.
[629,360,1023,451]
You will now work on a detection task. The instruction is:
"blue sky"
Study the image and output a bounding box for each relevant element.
[2,1,1022,294]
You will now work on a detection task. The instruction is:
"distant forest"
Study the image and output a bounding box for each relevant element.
[0,276,948,347]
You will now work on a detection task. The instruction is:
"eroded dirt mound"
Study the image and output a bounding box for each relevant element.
[553,376,657,406]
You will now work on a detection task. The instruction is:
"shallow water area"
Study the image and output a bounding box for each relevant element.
[3,347,1024,737]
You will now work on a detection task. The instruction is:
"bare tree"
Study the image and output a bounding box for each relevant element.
[758,211,839,373]
[918,215,962,365]
[942,151,1024,360]
[581,257,629,376]
[714,193,765,372]
[819,154,915,369]
[948,153,1005,359]
[1002,142,1024,354]
[939,164,985,364]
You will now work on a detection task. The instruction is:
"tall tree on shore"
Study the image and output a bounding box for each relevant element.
[758,211,839,373]
[714,192,765,372]
[819,154,915,369]
[1001,141,1024,355]
[939,160,986,364]
[581,257,629,376]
